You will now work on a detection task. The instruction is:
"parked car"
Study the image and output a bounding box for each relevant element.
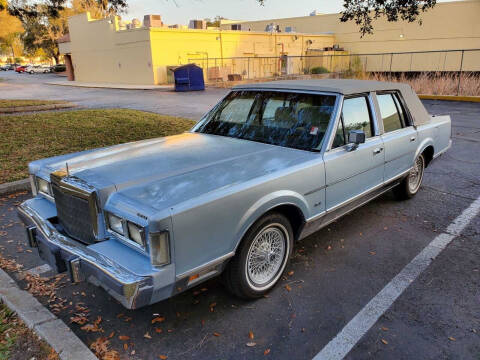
[15,65,26,73]
[25,65,51,74]
[17,79,451,309]
[50,64,66,72]
[0,64,9,71]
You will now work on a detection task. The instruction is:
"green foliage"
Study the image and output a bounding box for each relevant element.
[0,108,195,182]
[342,55,365,78]
[0,305,16,360]
[310,66,329,74]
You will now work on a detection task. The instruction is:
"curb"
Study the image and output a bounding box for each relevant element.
[47,81,174,91]
[0,178,30,196]
[0,103,77,114]
[419,94,480,103]
[0,269,97,360]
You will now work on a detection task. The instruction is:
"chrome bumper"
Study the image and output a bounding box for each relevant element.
[17,202,154,309]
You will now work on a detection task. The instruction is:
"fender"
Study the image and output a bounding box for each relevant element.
[232,190,309,252]
[415,136,434,160]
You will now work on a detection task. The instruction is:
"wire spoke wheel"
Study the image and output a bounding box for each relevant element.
[246,224,287,289]
[408,155,425,194]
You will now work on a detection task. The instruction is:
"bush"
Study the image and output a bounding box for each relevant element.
[310,66,329,74]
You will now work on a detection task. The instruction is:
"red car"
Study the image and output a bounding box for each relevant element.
[15,65,26,73]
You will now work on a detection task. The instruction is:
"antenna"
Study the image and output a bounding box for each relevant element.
[66,162,70,177]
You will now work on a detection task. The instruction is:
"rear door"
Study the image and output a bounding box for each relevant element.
[376,92,418,181]
[323,94,385,211]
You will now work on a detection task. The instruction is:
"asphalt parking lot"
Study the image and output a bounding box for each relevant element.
[0,99,479,360]
[0,71,227,119]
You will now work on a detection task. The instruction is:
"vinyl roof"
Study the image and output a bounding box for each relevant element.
[233,79,415,95]
[233,79,430,126]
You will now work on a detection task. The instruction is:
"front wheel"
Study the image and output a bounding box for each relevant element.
[394,153,425,200]
[223,212,293,299]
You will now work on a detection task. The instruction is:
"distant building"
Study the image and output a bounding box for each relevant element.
[58,1,480,85]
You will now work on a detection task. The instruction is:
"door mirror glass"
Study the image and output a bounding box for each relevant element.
[348,130,366,145]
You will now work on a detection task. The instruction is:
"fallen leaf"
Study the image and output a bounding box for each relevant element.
[123,343,128,351]
[381,339,388,345]
[287,271,294,276]
[249,330,254,340]
[213,332,221,337]
[381,327,389,331]
[285,284,292,292]
[448,336,456,341]
[118,335,130,341]
[370,251,376,256]
[103,350,120,360]
[144,332,152,339]
[159,355,168,360]
[108,331,115,339]
[326,245,332,250]
[264,349,271,355]
[246,342,257,347]
[152,316,165,324]
[155,328,163,333]
[210,302,217,312]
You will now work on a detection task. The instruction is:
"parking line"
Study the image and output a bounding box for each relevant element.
[313,195,480,360]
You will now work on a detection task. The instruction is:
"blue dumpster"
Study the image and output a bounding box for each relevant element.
[173,64,205,92]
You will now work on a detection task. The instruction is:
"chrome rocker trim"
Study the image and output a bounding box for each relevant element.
[17,202,153,309]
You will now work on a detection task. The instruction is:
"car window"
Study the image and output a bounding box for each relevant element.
[377,93,403,132]
[196,90,337,151]
[342,97,373,137]
[331,96,373,149]
[216,94,256,124]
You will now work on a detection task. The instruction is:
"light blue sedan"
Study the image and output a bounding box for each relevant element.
[17,79,451,308]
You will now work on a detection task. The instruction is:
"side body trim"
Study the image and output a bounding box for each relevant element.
[299,168,411,240]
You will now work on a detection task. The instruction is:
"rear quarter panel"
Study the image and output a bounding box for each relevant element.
[416,115,452,158]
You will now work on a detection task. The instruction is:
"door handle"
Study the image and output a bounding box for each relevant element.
[410,136,416,142]
[373,147,383,154]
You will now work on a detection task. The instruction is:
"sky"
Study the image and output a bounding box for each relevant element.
[125,0,344,25]
[125,0,461,25]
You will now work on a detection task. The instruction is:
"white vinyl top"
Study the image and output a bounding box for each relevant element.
[234,79,430,125]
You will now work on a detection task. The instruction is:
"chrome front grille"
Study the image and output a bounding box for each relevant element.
[51,173,98,244]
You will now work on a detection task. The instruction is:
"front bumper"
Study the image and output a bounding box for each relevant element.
[17,201,155,309]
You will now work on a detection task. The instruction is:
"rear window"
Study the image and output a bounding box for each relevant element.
[377,93,404,132]
[195,90,337,151]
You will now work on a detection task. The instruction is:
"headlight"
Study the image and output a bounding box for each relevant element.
[107,213,124,235]
[127,221,145,247]
[37,178,51,196]
[150,231,170,267]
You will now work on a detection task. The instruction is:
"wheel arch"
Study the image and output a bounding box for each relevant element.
[415,138,435,167]
[233,191,308,253]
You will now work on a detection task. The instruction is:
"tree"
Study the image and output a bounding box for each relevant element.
[72,0,127,19]
[256,0,436,36]
[340,0,436,35]
[0,0,24,58]
[205,15,226,28]
[1,0,128,64]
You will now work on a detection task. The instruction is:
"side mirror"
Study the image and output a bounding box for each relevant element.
[347,130,365,151]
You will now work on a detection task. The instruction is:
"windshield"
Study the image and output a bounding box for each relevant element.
[194,90,337,151]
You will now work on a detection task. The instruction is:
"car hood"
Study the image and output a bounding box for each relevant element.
[32,133,317,211]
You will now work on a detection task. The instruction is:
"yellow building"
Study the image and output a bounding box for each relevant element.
[59,13,334,85]
[221,0,480,73]
[59,1,480,85]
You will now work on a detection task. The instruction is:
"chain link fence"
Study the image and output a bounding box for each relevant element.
[188,49,480,96]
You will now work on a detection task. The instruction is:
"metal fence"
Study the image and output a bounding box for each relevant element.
[188,49,480,95]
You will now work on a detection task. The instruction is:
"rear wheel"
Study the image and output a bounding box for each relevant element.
[223,212,293,299]
[394,153,425,200]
